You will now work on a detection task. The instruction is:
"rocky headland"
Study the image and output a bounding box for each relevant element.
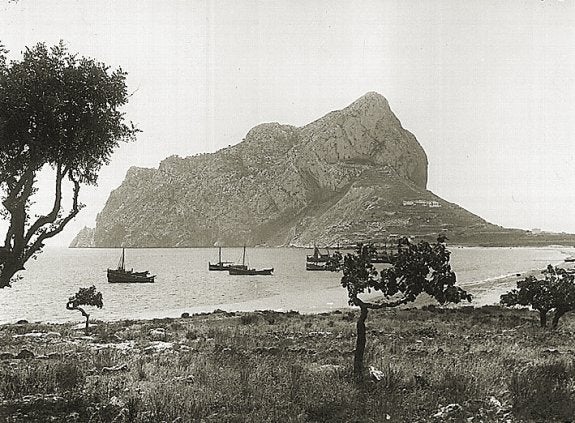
[71,92,575,248]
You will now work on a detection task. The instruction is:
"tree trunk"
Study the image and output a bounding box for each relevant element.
[354,306,369,381]
[0,257,22,289]
[539,309,548,328]
[66,303,90,335]
[84,314,90,335]
[0,269,15,289]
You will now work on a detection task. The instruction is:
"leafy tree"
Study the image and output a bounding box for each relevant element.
[0,41,138,288]
[66,285,103,334]
[501,265,575,329]
[340,237,472,379]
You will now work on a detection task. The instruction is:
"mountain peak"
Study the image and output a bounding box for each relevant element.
[347,91,390,109]
[73,93,508,248]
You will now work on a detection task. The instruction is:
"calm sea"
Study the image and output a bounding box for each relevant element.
[0,246,571,324]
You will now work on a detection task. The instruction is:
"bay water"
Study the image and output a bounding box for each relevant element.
[0,246,572,324]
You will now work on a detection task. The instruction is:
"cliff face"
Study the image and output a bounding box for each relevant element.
[69,227,96,248]
[73,92,508,248]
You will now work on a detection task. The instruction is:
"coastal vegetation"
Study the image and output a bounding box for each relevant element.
[0,41,138,288]
[501,265,575,329]
[1,306,574,422]
[340,238,471,379]
[65,286,104,335]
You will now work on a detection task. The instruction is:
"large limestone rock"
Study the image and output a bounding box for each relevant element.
[69,227,96,248]
[71,92,523,247]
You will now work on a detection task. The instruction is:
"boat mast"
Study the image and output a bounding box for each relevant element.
[218,246,222,264]
[242,245,246,266]
[118,248,125,271]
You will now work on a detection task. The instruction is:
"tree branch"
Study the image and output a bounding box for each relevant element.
[23,172,81,263]
[24,164,63,245]
[5,170,35,255]
[353,296,410,309]
[2,168,35,212]
[3,169,35,248]
[66,301,88,319]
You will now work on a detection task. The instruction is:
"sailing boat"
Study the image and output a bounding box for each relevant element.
[107,248,155,283]
[208,246,247,271]
[306,245,331,263]
[228,246,274,275]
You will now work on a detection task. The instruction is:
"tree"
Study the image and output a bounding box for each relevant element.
[0,41,138,288]
[340,237,472,380]
[500,265,575,329]
[66,285,103,335]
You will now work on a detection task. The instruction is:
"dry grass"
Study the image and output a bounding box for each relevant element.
[1,306,575,421]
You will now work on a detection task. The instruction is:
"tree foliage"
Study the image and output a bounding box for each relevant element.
[66,285,103,334]
[0,41,138,287]
[342,237,472,308]
[501,265,575,329]
[341,237,471,379]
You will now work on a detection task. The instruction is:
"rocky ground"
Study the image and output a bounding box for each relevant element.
[1,306,574,422]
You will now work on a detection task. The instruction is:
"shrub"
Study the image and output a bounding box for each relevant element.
[240,313,260,325]
[501,265,575,329]
[509,361,575,420]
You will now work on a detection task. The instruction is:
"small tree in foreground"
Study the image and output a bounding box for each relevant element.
[0,41,138,288]
[66,285,103,335]
[501,265,575,329]
[341,237,472,380]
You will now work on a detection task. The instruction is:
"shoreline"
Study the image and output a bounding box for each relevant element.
[2,246,570,326]
[2,269,549,327]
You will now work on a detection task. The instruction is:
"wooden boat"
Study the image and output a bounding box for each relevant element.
[228,246,273,275]
[565,256,575,263]
[306,262,330,271]
[107,248,155,283]
[306,245,331,263]
[306,251,342,271]
[229,267,274,276]
[208,247,247,271]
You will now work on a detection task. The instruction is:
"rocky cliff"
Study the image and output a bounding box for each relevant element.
[69,227,96,248]
[71,92,546,248]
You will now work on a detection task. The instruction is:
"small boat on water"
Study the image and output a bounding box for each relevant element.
[107,248,155,283]
[305,245,342,271]
[306,245,331,263]
[565,256,575,263]
[228,246,273,276]
[209,247,247,271]
[305,262,337,271]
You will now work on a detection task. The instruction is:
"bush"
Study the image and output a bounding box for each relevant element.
[0,360,85,399]
[509,361,575,420]
[240,313,260,325]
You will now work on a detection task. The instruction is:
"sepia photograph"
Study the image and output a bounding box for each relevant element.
[0,0,574,421]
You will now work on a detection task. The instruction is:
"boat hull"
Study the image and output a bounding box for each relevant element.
[107,269,155,283]
[306,256,330,263]
[306,262,336,271]
[228,267,274,276]
[209,263,248,271]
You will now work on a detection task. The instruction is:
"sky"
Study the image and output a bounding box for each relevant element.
[0,0,574,246]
